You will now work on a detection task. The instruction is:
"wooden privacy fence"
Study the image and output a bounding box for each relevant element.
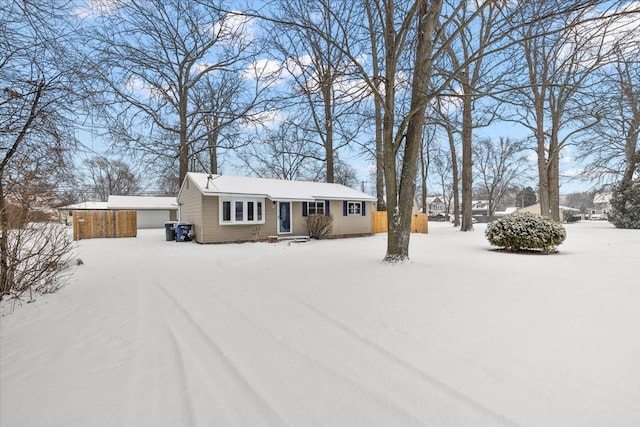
[73,210,137,240]
[372,211,428,234]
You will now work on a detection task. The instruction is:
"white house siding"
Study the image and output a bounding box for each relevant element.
[188,198,372,244]
[327,200,373,236]
[199,198,305,243]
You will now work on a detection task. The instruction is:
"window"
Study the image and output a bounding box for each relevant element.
[303,201,329,216]
[220,198,265,225]
[247,201,254,221]
[235,201,243,221]
[222,201,231,222]
[347,201,361,215]
[308,201,325,215]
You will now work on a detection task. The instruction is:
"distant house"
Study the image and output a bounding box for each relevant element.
[107,195,178,229]
[177,173,376,243]
[471,200,490,216]
[592,193,612,218]
[425,196,446,216]
[516,203,581,222]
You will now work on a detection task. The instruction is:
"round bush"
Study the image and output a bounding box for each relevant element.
[608,179,640,229]
[485,212,566,253]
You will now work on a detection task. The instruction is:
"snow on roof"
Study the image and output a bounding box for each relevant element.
[59,201,108,210]
[107,195,178,210]
[593,193,611,204]
[184,173,376,202]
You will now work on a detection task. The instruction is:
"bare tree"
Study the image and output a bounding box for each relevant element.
[269,0,366,184]
[429,97,462,226]
[429,144,455,222]
[236,120,324,181]
[83,156,142,201]
[473,137,528,217]
[505,1,635,220]
[1,0,80,300]
[90,0,263,185]
[577,42,640,186]
[440,0,506,231]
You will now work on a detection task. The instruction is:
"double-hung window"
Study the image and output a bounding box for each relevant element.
[220,198,265,225]
[347,201,362,215]
[308,201,325,215]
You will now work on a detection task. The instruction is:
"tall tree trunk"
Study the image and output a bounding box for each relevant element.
[0,182,9,297]
[179,89,189,184]
[207,123,219,174]
[323,83,335,183]
[420,145,427,213]
[375,95,386,210]
[384,0,442,261]
[447,125,460,226]
[365,0,385,210]
[460,90,473,231]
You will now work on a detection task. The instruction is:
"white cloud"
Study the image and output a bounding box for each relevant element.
[72,0,122,18]
[210,11,255,45]
[243,59,282,80]
[124,76,167,101]
[560,2,640,66]
[246,109,286,131]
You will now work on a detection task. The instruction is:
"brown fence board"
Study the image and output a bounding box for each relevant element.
[372,211,428,234]
[73,210,137,240]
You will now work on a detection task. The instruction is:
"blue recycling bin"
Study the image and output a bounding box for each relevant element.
[175,223,193,242]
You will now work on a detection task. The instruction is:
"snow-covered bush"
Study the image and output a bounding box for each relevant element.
[306,214,333,239]
[608,179,640,229]
[485,212,566,253]
[1,222,76,303]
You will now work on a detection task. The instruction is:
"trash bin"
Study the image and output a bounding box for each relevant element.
[175,223,193,242]
[164,221,178,241]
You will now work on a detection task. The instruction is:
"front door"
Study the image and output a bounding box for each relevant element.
[277,201,291,233]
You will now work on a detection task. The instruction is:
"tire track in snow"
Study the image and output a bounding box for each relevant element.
[152,282,288,427]
[122,275,196,427]
[271,290,522,427]
[203,289,429,426]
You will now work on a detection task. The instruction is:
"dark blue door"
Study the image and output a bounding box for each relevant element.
[278,202,291,233]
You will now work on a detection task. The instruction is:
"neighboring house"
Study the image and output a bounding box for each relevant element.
[516,203,581,222]
[177,173,377,244]
[58,201,108,225]
[592,193,612,218]
[426,196,446,216]
[471,200,490,216]
[107,195,178,229]
[494,207,518,217]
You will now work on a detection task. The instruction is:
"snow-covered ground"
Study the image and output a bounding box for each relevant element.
[1,220,639,426]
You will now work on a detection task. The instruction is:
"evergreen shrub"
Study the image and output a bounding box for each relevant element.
[485,212,566,254]
[608,179,640,229]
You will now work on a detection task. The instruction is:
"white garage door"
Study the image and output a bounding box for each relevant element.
[137,210,171,229]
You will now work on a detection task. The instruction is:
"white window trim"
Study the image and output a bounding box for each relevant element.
[307,201,325,215]
[347,201,362,216]
[219,197,265,225]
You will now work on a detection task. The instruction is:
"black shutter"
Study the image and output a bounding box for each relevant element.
[325,200,330,215]
[361,201,366,216]
[343,201,348,216]
[302,202,308,216]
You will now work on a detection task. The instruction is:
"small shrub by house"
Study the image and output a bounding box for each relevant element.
[306,214,333,239]
[485,212,566,254]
